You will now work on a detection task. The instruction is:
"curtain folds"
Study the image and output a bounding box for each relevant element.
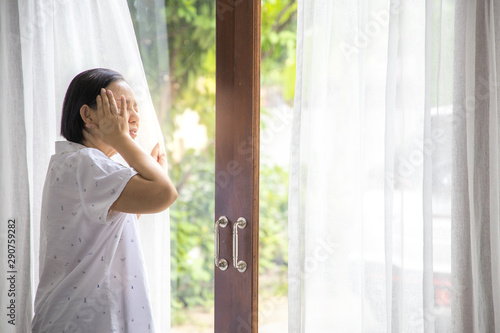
[0,1,170,331]
[289,0,500,331]
[0,1,32,331]
[452,1,500,331]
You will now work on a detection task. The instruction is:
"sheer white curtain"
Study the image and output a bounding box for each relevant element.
[0,1,32,331]
[287,0,500,331]
[452,1,500,331]
[0,0,170,331]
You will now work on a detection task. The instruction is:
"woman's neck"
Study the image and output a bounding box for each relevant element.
[81,135,116,158]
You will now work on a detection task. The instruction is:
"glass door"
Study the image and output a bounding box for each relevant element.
[258,1,297,330]
[128,1,296,331]
[128,0,217,331]
[129,0,261,331]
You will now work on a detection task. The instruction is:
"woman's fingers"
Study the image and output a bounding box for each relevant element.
[96,93,104,120]
[151,142,160,160]
[101,88,110,116]
[92,89,130,145]
[150,143,167,168]
[120,95,127,116]
[107,89,119,114]
[96,95,102,116]
[157,150,167,169]
[96,88,124,119]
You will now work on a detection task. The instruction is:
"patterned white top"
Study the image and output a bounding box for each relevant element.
[32,141,155,333]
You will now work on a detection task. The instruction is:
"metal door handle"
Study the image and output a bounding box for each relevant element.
[215,216,228,271]
[233,217,247,272]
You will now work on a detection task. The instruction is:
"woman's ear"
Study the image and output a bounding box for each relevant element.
[80,105,93,124]
[80,105,97,130]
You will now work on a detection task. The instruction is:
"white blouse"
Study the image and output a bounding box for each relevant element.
[32,141,155,333]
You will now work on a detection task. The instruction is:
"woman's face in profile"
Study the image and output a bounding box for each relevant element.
[105,80,140,139]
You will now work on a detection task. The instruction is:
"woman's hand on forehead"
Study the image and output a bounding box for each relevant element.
[91,88,130,145]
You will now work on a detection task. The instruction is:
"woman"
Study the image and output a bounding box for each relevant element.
[32,68,177,332]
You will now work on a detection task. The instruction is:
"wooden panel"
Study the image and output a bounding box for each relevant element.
[215,0,260,332]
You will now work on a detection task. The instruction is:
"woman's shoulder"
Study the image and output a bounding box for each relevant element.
[76,148,129,174]
[49,145,126,178]
[76,146,109,162]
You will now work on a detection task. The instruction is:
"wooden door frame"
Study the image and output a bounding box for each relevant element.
[215,0,260,332]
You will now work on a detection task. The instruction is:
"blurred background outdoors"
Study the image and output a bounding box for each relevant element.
[127,0,297,331]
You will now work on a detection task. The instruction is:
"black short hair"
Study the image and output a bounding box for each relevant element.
[61,68,124,144]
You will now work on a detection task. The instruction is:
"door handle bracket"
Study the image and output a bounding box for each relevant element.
[233,217,247,273]
[215,216,229,271]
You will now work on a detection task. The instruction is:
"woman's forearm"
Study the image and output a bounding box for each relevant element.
[111,134,177,204]
[112,135,164,181]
